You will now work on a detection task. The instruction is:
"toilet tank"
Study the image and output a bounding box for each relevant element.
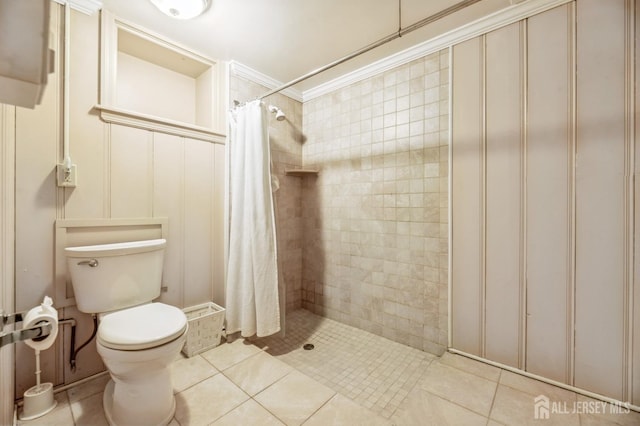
[64,239,167,314]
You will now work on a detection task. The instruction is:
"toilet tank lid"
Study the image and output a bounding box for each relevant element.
[64,239,166,258]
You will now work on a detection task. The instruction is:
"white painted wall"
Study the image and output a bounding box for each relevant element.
[0,104,16,426]
[451,0,638,405]
[13,4,226,397]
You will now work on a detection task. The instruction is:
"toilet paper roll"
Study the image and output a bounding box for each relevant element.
[23,296,59,351]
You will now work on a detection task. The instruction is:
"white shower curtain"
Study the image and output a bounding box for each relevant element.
[225,100,281,338]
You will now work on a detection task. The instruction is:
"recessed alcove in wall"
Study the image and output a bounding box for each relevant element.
[54,218,168,308]
[96,11,226,142]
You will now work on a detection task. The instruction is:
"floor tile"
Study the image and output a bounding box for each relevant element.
[439,352,501,382]
[305,394,391,426]
[201,338,263,371]
[224,351,293,396]
[66,373,110,403]
[420,361,497,416]
[391,387,487,426]
[212,399,285,426]
[170,354,218,393]
[499,370,576,403]
[254,370,335,426]
[490,384,578,426]
[576,394,640,426]
[69,392,108,426]
[18,308,640,426]
[174,374,249,425]
[255,309,433,417]
[580,414,625,426]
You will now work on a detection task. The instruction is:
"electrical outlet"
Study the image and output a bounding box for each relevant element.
[56,164,77,187]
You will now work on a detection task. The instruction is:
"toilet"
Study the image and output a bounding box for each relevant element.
[64,239,187,426]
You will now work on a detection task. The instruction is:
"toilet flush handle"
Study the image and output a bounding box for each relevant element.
[77,259,99,267]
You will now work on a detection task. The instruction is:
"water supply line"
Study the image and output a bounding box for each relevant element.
[70,315,97,372]
[257,0,482,99]
[58,314,98,372]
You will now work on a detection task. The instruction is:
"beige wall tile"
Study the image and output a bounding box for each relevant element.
[301,51,449,355]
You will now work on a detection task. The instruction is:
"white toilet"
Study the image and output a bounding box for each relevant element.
[64,239,187,426]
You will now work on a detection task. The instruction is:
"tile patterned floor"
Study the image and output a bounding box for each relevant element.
[15,309,640,426]
[253,309,435,418]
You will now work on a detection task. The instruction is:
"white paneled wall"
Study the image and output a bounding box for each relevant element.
[0,104,16,426]
[451,0,638,405]
[635,0,640,405]
[525,3,573,384]
[13,5,225,396]
[484,22,524,369]
[451,36,483,356]
[574,0,631,401]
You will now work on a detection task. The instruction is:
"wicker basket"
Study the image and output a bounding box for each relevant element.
[182,302,225,357]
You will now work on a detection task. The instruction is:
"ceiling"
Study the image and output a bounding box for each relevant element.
[102,0,516,93]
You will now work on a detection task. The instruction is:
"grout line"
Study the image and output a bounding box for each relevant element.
[298,392,338,425]
[420,387,492,419]
[486,369,502,423]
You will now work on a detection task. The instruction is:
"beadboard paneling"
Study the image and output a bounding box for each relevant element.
[451,36,484,357]
[484,21,523,369]
[451,0,637,404]
[574,0,627,400]
[525,2,573,384]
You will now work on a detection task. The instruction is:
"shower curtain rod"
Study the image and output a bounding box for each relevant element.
[258,0,482,100]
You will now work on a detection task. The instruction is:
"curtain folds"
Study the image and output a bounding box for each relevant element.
[225,100,280,338]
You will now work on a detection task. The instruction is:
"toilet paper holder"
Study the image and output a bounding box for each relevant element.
[0,310,53,349]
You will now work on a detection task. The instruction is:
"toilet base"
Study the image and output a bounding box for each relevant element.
[103,379,176,426]
[97,327,186,426]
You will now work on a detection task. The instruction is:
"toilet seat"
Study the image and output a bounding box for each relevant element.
[98,302,187,350]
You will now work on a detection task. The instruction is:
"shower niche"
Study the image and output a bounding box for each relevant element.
[96,11,226,142]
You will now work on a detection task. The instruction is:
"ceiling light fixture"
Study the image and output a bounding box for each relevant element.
[149,0,210,20]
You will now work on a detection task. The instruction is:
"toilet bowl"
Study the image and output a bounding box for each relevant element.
[64,239,188,426]
[97,302,187,426]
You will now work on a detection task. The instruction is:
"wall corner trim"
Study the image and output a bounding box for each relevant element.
[52,0,102,15]
[0,104,16,426]
[229,61,304,103]
[302,0,571,102]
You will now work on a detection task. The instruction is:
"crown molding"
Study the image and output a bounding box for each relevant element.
[302,0,571,102]
[229,61,303,103]
[52,0,102,15]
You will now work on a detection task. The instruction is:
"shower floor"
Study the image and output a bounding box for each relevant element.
[253,309,436,418]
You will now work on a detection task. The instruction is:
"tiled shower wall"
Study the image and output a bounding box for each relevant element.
[301,50,450,355]
[229,74,304,313]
